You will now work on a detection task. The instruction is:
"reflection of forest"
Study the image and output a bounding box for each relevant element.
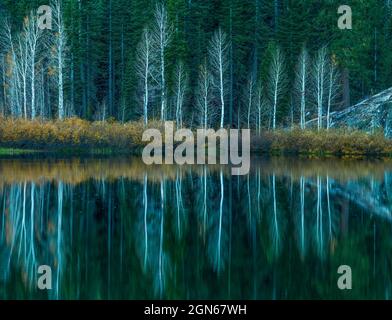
[1,157,391,184]
[0,157,392,299]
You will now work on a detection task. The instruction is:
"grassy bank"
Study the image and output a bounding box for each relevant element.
[0,117,391,157]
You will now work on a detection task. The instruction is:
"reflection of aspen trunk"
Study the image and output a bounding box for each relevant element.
[56,181,63,299]
[143,174,148,269]
[228,170,232,297]
[257,169,261,219]
[29,183,36,274]
[326,176,332,240]
[22,182,27,259]
[247,175,252,231]
[203,167,207,238]
[108,185,113,297]
[175,170,184,237]
[272,174,279,250]
[159,180,164,296]
[217,170,224,271]
[316,176,323,253]
[300,176,305,255]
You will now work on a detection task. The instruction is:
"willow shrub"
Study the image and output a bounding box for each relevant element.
[0,117,163,151]
[1,117,391,156]
[253,128,392,156]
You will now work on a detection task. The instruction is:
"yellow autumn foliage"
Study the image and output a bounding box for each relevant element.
[253,128,392,156]
[0,117,163,151]
[0,116,391,156]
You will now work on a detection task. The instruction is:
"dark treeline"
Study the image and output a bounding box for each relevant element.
[1,0,392,129]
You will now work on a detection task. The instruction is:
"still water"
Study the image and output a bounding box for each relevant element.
[0,156,392,300]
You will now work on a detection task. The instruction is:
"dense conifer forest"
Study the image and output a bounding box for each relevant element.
[0,0,391,130]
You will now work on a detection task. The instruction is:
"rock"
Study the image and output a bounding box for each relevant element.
[307,87,392,137]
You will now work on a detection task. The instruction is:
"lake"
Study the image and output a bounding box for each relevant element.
[0,156,391,299]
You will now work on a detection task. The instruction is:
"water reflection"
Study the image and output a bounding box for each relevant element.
[1,157,392,299]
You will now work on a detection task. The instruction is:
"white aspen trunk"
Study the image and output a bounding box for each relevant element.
[246,76,254,129]
[153,4,172,122]
[19,36,28,119]
[326,60,339,130]
[3,20,22,117]
[17,37,29,119]
[25,13,41,120]
[196,61,212,129]
[52,0,67,120]
[144,48,149,126]
[319,62,325,130]
[273,80,278,130]
[136,28,153,126]
[257,86,262,134]
[269,47,285,130]
[58,37,64,120]
[30,50,36,119]
[301,65,306,130]
[203,86,208,129]
[175,66,182,128]
[219,42,225,128]
[327,68,333,130]
[202,65,209,129]
[160,41,166,121]
[209,28,229,129]
[313,47,328,131]
[174,61,187,128]
[295,46,308,129]
[1,56,6,116]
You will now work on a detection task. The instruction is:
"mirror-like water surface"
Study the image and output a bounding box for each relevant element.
[1,157,392,300]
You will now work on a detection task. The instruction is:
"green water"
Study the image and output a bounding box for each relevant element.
[0,157,392,300]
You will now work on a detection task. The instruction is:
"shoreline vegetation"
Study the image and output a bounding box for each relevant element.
[0,117,391,157]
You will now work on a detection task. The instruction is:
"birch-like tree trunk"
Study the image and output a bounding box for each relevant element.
[153,3,172,122]
[25,12,42,120]
[0,55,6,116]
[136,28,154,126]
[209,28,229,128]
[16,35,29,119]
[196,61,212,129]
[52,0,67,120]
[174,61,188,128]
[243,74,255,128]
[295,45,309,129]
[255,84,263,134]
[2,19,22,117]
[268,46,286,130]
[326,59,340,130]
[313,47,328,131]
